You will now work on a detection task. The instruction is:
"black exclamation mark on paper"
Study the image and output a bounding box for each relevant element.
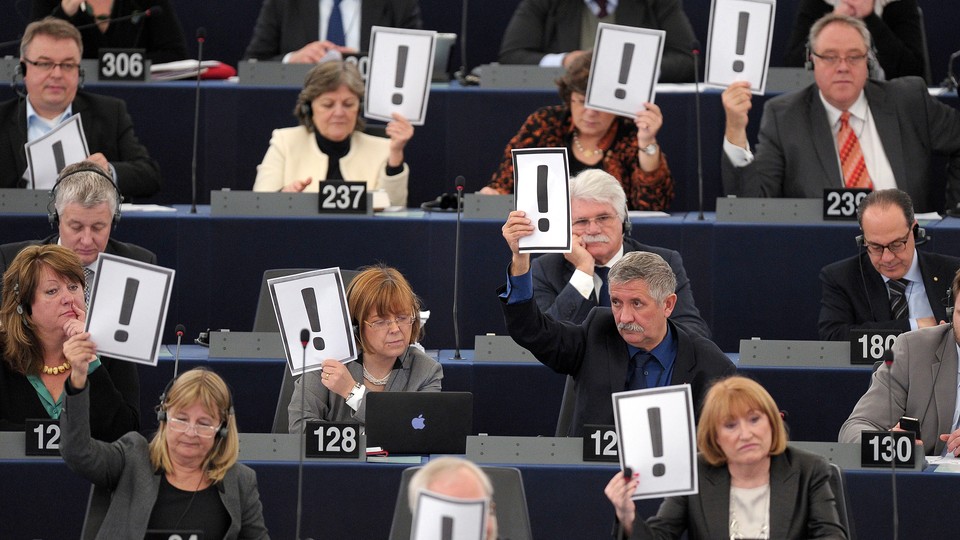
[614,43,634,99]
[536,165,549,232]
[648,407,666,477]
[52,141,66,174]
[441,516,454,540]
[114,278,139,342]
[392,45,408,105]
[300,288,326,350]
[733,12,749,73]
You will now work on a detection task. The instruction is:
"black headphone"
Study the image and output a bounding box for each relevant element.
[855,222,926,249]
[47,166,123,229]
[622,203,632,235]
[300,101,312,118]
[156,370,234,440]
[13,61,86,91]
[804,40,879,76]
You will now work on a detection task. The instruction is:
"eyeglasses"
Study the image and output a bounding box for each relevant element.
[22,58,81,74]
[863,232,911,256]
[572,214,618,230]
[811,52,868,67]
[364,314,415,331]
[167,417,220,438]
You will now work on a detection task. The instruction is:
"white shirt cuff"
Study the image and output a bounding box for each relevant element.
[723,137,753,167]
[569,269,595,300]
[345,385,366,411]
[539,53,566,68]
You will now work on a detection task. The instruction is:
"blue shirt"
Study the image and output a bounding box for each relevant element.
[626,324,677,390]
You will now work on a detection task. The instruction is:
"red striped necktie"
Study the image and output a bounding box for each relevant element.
[837,111,873,189]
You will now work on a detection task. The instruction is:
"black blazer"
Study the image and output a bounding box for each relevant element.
[0,234,157,278]
[0,93,161,199]
[532,236,710,338]
[243,0,423,60]
[501,294,735,436]
[818,249,960,341]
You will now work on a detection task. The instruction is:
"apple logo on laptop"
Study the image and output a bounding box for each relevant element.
[411,414,426,430]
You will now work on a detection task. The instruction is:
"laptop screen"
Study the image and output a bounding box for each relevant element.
[365,391,473,454]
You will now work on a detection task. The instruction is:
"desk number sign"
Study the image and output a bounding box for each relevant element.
[305,421,362,458]
[849,329,900,365]
[823,188,870,221]
[99,48,148,81]
[25,418,60,456]
[583,424,619,462]
[860,430,916,468]
[318,181,368,214]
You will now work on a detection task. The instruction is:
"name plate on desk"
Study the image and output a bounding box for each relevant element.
[208,332,284,358]
[860,431,921,469]
[473,335,537,362]
[236,433,366,461]
[0,189,49,214]
[24,419,61,456]
[237,60,312,87]
[463,194,513,220]
[823,188,869,221]
[210,190,374,217]
[849,329,901,365]
[305,422,362,459]
[318,181,367,214]
[738,339,852,368]
[716,198,825,223]
[99,49,149,81]
[582,424,619,462]
[479,64,565,89]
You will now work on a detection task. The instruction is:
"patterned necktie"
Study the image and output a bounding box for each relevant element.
[837,111,873,189]
[595,266,610,307]
[83,267,94,305]
[887,278,908,320]
[595,0,609,18]
[326,0,345,46]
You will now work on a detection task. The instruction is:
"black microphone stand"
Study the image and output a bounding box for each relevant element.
[190,28,205,214]
[452,176,465,360]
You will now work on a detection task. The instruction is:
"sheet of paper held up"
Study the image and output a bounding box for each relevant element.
[705,0,776,94]
[365,27,436,125]
[512,148,572,253]
[25,113,90,190]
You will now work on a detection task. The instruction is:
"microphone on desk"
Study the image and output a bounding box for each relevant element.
[190,27,206,214]
[691,40,705,221]
[453,176,465,360]
[296,328,309,540]
[941,49,960,92]
[172,324,185,379]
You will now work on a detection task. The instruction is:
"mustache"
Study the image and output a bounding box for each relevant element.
[581,234,611,244]
[617,322,645,333]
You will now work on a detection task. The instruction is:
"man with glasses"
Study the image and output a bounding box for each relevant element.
[719,13,960,213]
[0,17,160,198]
[532,169,709,338]
[819,189,960,341]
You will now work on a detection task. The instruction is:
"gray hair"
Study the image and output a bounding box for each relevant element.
[53,161,119,216]
[808,13,871,54]
[569,169,627,223]
[407,457,494,513]
[608,251,676,304]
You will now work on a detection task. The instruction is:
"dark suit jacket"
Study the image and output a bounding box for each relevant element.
[243,0,423,60]
[0,93,161,199]
[633,447,846,539]
[819,249,960,341]
[501,295,735,436]
[720,77,960,213]
[498,0,696,83]
[0,234,157,278]
[533,236,709,338]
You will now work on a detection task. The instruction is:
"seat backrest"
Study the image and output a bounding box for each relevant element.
[827,462,857,540]
[389,465,533,540]
[81,484,111,540]
[555,375,576,437]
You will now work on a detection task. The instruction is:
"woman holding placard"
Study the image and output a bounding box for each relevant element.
[288,264,442,433]
[605,376,847,539]
[0,244,139,442]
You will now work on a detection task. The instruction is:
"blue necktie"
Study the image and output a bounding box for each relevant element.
[595,266,610,307]
[627,351,658,390]
[326,0,345,46]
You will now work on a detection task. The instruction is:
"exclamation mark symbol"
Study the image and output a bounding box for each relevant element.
[441,515,454,540]
[300,288,326,350]
[536,165,549,232]
[648,407,665,477]
[52,141,66,174]
[392,45,408,105]
[114,278,139,342]
[614,43,634,99]
[733,12,749,73]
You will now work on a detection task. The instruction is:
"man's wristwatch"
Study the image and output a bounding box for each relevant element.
[641,142,658,156]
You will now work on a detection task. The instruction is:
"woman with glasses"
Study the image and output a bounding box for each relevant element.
[480,52,674,211]
[288,264,442,432]
[60,368,269,538]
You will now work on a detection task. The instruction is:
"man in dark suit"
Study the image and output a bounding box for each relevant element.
[0,162,156,282]
[498,0,696,83]
[501,213,735,436]
[243,0,423,63]
[1,18,160,199]
[720,13,960,213]
[533,169,709,337]
[819,189,959,341]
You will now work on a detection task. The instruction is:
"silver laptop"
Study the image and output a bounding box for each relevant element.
[365,391,473,454]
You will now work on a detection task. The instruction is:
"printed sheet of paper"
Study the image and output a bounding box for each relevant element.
[268,268,356,376]
[586,24,664,117]
[24,114,90,189]
[85,253,174,366]
[411,490,488,540]
[705,0,776,94]
[512,148,571,253]
[613,385,698,500]
[365,27,436,125]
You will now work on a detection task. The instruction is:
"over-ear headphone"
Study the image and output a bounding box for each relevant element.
[804,40,879,75]
[12,61,86,94]
[622,203,632,235]
[47,166,123,229]
[156,370,234,439]
[855,222,926,248]
[300,101,312,118]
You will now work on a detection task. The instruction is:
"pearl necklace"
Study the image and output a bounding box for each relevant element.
[573,132,604,157]
[41,361,71,375]
[363,366,391,386]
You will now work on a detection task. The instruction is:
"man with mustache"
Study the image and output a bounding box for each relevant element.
[499,216,735,436]
[532,169,709,338]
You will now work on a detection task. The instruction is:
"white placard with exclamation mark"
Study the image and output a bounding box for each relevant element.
[268,268,357,376]
[364,26,436,126]
[705,0,776,94]
[585,24,664,118]
[411,491,489,540]
[612,384,698,500]
[24,113,90,190]
[84,253,174,366]
[512,148,572,253]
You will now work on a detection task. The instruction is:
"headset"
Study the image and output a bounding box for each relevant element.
[622,202,632,235]
[804,39,881,79]
[12,281,29,316]
[47,166,123,229]
[855,222,927,249]
[156,369,234,440]
[12,60,86,94]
